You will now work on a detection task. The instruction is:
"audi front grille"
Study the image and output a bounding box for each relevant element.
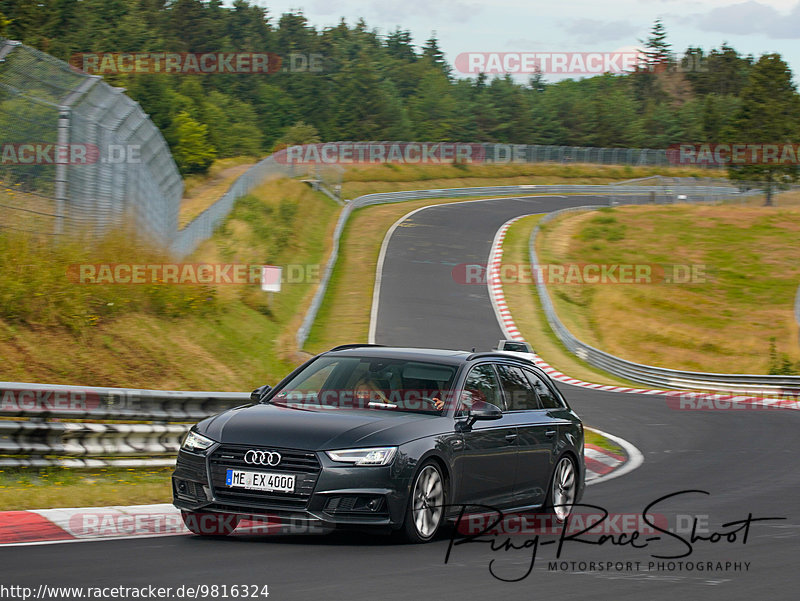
[208,444,321,511]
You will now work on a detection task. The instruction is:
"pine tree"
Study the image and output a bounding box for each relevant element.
[385,28,416,62]
[422,33,451,79]
[640,19,673,73]
[725,54,800,205]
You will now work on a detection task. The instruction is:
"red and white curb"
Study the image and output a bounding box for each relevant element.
[584,443,624,478]
[0,504,316,546]
[487,215,800,412]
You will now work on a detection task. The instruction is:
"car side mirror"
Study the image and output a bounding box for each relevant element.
[459,402,502,430]
[471,402,502,421]
[250,384,272,403]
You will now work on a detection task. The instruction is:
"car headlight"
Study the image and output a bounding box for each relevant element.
[326,447,397,466]
[181,430,215,453]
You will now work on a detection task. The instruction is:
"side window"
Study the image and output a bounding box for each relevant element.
[524,370,563,409]
[496,364,540,411]
[458,364,505,415]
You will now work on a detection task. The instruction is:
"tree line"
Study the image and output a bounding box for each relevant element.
[1,1,798,195]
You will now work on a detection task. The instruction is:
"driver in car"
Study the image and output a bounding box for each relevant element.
[354,376,446,410]
[354,376,390,407]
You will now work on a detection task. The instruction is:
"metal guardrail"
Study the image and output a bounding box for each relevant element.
[295,182,749,348]
[0,382,249,467]
[529,207,800,393]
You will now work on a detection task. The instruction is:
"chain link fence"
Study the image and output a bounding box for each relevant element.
[0,40,182,243]
[170,157,303,256]
[476,143,671,166]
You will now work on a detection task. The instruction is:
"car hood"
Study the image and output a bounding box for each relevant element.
[197,402,446,450]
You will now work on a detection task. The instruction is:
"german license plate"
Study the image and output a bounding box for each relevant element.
[225,469,295,493]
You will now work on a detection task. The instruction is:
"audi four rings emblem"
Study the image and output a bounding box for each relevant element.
[244,450,282,466]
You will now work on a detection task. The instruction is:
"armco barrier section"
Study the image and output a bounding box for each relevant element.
[0,382,249,467]
[529,207,800,393]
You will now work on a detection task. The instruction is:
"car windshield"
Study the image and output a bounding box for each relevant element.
[269,356,458,414]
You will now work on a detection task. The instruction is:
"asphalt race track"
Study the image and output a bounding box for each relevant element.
[2,196,798,600]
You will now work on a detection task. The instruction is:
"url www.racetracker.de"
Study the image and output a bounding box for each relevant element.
[0,584,270,599]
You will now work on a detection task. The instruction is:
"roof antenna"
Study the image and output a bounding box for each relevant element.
[471,347,476,352]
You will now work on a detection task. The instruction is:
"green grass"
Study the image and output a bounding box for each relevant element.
[0,467,173,510]
[0,178,339,389]
[585,429,624,456]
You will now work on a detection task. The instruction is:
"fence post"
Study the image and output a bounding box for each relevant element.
[56,75,101,237]
[54,107,76,236]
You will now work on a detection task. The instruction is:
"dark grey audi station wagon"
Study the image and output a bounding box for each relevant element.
[172,344,585,542]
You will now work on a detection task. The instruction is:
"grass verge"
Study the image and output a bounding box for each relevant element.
[339,162,721,198]
[584,429,625,456]
[537,204,800,374]
[501,215,638,387]
[0,178,339,389]
[0,467,173,510]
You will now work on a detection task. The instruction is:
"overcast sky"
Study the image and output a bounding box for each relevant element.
[256,0,800,82]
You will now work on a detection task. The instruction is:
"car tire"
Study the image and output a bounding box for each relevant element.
[544,455,577,523]
[401,461,446,543]
[181,511,240,536]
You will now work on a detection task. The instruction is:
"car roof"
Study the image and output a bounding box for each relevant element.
[324,345,538,368]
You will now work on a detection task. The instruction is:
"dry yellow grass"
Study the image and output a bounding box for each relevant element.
[501,215,635,387]
[179,157,256,227]
[339,162,722,198]
[537,204,800,373]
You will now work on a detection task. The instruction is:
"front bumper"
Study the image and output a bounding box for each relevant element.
[172,444,411,528]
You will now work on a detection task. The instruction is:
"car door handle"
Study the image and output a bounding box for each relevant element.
[545,430,557,438]
[505,433,518,442]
